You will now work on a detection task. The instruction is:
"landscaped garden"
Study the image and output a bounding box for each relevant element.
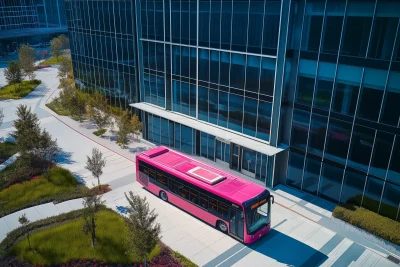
[0,80,41,99]
[39,55,68,65]
[0,105,92,217]
[0,199,197,267]
[46,61,142,148]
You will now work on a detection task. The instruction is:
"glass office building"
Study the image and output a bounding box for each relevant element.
[0,0,67,54]
[65,0,400,221]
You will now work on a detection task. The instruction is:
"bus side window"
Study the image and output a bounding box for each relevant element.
[189,189,199,205]
[180,185,190,200]
[218,202,229,220]
[170,180,179,194]
[156,172,168,186]
[199,193,208,209]
[149,169,156,180]
[209,198,217,212]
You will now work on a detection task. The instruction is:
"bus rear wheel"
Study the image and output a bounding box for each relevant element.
[160,191,168,202]
[217,221,228,233]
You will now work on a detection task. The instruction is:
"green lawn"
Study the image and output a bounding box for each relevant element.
[0,142,18,162]
[12,210,160,265]
[0,80,41,99]
[0,167,83,217]
[40,56,68,65]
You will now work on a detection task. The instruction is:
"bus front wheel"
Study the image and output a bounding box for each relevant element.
[217,221,228,233]
[160,191,168,202]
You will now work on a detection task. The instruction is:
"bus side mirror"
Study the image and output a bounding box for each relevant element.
[270,195,274,204]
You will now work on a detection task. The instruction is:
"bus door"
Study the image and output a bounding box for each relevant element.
[229,209,244,240]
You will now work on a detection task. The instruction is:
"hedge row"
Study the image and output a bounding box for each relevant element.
[347,194,399,222]
[0,206,108,260]
[332,204,400,246]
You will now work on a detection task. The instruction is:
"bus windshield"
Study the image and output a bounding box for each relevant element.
[245,198,271,234]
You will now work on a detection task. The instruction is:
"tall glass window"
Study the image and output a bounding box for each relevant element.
[340,170,366,204]
[369,131,393,178]
[387,137,400,183]
[301,2,324,53]
[341,2,374,57]
[322,2,345,54]
[291,109,310,151]
[347,125,374,172]
[324,118,352,164]
[307,114,328,157]
[287,152,305,190]
[303,157,321,195]
[381,72,400,126]
[319,162,344,203]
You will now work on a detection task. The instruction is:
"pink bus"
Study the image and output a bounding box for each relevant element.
[136,146,274,244]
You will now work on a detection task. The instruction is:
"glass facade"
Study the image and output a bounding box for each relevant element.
[65,0,139,108]
[66,0,400,220]
[0,0,67,54]
[284,0,400,220]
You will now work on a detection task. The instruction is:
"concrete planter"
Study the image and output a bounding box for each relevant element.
[331,216,400,257]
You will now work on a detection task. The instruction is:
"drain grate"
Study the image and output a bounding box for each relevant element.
[387,255,400,265]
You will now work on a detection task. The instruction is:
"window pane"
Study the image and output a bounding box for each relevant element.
[230,53,245,89]
[243,97,257,137]
[369,131,393,178]
[262,2,280,54]
[324,119,352,164]
[231,1,248,52]
[381,73,400,126]
[363,176,384,213]
[296,76,315,106]
[291,109,310,151]
[221,1,232,49]
[347,125,374,172]
[209,89,218,124]
[161,118,169,146]
[380,182,400,221]
[247,1,264,53]
[256,101,272,141]
[198,86,208,122]
[181,125,193,154]
[319,162,344,203]
[368,14,398,60]
[245,56,261,93]
[332,82,359,116]
[387,137,400,183]
[302,15,323,52]
[314,79,333,109]
[210,51,219,84]
[218,91,228,127]
[307,114,328,157]
[340,170,366,204]
[259,58,275,96]
[322,16,343,54]
[220,52,230,87]
[303,157,321,195]
[228,94,243,132]
[357,87,384,122]
[341,16,372,57]
[287,152,304,190]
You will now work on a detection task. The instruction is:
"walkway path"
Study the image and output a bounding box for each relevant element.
[0,66,399,266]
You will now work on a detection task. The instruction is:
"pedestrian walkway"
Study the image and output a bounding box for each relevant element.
[0,152,19,171]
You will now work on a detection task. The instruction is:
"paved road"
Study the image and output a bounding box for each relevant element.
[0,67,398,266]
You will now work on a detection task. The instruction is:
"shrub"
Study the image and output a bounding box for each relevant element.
[0,157,43,191]
[93,129,107,136]
[0,80,41,99]
[0,142,18,162]
[333,204,400,246]
[90,184,111,195]
[347,195,399,221]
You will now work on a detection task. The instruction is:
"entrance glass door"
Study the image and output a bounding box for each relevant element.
[241,148,256,178]
[229,209,244,240]
[215,139,230,167]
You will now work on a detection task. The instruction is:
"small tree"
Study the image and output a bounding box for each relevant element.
[19,45,36,80]
[116,110,131,148]
[4,60,22,91]
[125,191,161,267]
[69,91,87,122]
[130,113,142,140]
[88,92,111,132]
[50,37,63,61]
[58,57,72,78]
[58,34,70,50]
[85,148,106,187]
[82,189,104,248]
[18,214,32,250]
[34,129,60,180]
[11,105,41,157]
